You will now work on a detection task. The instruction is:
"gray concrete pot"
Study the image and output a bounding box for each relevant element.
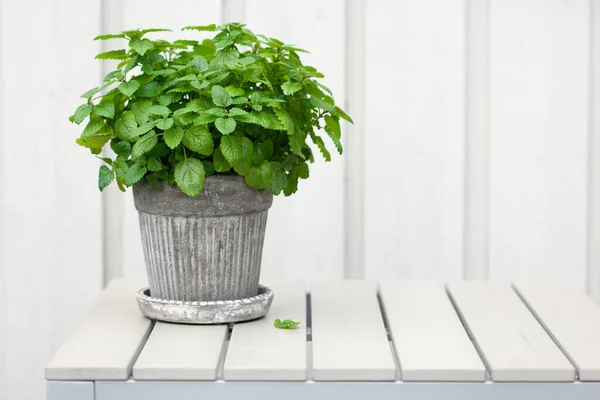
[132,176,273,302]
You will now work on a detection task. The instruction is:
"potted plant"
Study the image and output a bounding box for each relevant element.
[71,23,352,323]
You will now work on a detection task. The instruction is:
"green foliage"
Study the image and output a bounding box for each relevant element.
[273,318,301,329]
[73,23,351,196]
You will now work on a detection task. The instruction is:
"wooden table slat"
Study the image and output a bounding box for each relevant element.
[380,281,486,381]
[311,281,396,381]
[448,282,575,381]
[133,322,227,381]
[514,282,600,381]
[224,281,307,381]
[45,280,153,380]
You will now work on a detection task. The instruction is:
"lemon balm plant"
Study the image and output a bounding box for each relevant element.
[71,23,351,323]
[72,23,351,197]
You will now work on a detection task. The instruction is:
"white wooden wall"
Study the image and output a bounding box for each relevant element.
[0,0,599,399]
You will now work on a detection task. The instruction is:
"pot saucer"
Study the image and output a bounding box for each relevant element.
[136,285,274,324]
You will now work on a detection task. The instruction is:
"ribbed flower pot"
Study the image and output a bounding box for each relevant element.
[132,176,273,305]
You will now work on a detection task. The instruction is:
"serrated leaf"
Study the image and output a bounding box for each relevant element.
[147,157,163,172]
[104,70,124,81]
[273,318,301,329]
[309,132,331,161]
[95,49,128,60]
[156,118,173,130]
[215,117,236,135]
[232,137,253,175]
[98,165,114,191]
[245,161,272,190]
[149,105,171,117]
[125,163,147,186]
[182,24,217,31]
[289,131,307,157]
[272,170,288,195]
[111,140,132,157]
[94,33,126,40]
[94,101,115,118]
[228,107,248,117]
[239,56,255,66]
[80,80,116,99]
[295,162,309,179]
[206,107,227,117]
[190,55,209,71]
[131,100,153,124]
[274,109,294,134]
[73,104,92,124]
[174,158,205,197]
[163,126,184,149]
[190,80,209,90]
[129,38,154,55]
[134,120,156,136]
[335,106,354,124]
[220,135,242,165]
[131,130,158,159]
[182,125,213,155]
[211,85,232,107]
[81,119,105,140]
[324,115,341,139]
[76,134,111,154]
[224,85,244,97]
[114,111,139,141]
[137,81,159,98]
[213,148,230,172]
[281,81,302,95]
[118,80,140,97]
[188,97,214,112]
[194,113,219,125]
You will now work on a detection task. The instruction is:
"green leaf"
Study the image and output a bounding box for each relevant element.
[245,161,273,190]
[95,49,128,60]
[190,55,209,71]
[220,135,242,165]
[118,80,140,97]
[194,113,219,125]
[215,117,236,135]
[213,148,231,172]
[94,101,115,119]
[309,132,331,161]
[273,318,301,329]
[206,107,227,117]
[111,140,132,158]
[309,96,336,114]
[324,115,341,139]
[131,130,158,159]
[274,109,294,134]
[281,81,302,95]
[182,125,213,155]
[73,104,92,124]
[190,80,209,90]
[163,127,184,149]
[81,119,105,140]
[289,131,307,157]
[94,33,126,40]
[174,158,206,197]
[239,56,255,66]
[147,157,163,172]
[98,165,114,191]
[134,120,156,136]
[295,162,310,179]
[272,169,288,195]
[211,85,232,107]
[232,137,253,175]
[182,24,217,31]
[131,100,153,124]
[156,118,173,130]
[228,107,249,117]
[104,70,124,81]
[114,111,139,141]
[336,106,354,123]
[129,38,154,55]
[76,134,111,154]
[149,105,171,118]
[325,124,343,155]
[125,163,147,186]
[224,85,244,97]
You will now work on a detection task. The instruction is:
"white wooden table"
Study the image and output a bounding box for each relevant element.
[46,280,600,400]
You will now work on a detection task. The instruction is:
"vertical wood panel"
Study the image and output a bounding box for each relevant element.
[589,0,600,303]
[364,0,466,279]
[464,0,490,280]
[244,0,346,281]
[116,0,222,281]
[0,0,103,398]
[489,0,589,288]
